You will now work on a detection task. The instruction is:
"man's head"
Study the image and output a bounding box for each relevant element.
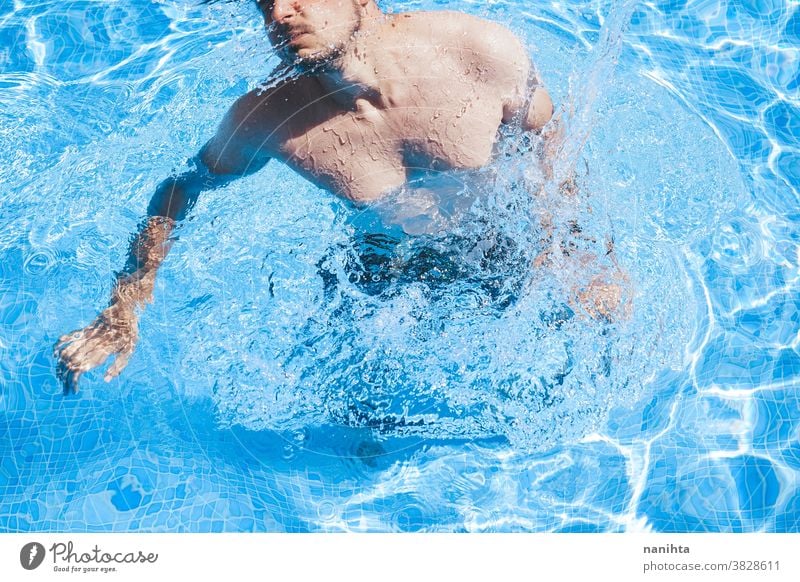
[255,0,380,71]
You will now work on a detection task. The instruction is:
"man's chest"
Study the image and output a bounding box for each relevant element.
[272,79,506,202]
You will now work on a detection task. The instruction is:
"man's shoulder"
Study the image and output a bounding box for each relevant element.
[392,10,519,45]
[231,72,317,125]
[392,11,528,77]
[204,72,319,173]
[214,72,321,152]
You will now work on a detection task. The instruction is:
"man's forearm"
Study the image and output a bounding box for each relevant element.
[109,162,235,311]
[110,215,176,311]
[110,171,201,310]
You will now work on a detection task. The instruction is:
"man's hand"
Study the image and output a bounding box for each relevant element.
[533,228,633,323]
[575,269,632,322]
[573,236,633,322]
[53,304,139,394]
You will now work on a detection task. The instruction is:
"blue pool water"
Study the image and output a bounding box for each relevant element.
[1,0,799,532]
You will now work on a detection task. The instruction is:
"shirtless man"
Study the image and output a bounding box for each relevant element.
[54,0,557,393]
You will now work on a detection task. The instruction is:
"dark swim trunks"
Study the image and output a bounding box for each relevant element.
[316,225,530,313]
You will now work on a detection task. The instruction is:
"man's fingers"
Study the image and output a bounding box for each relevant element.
[82,339,117,369]
[53,330,83,355]
[66,369,82,395]
[56,311,138,392]
[56,331,81,346]
[104,350,132,382]
[55,336,114,393]
[56,359,70,394]
[57,359,81,395]
[55,330,97,361]
[56,340,81,363]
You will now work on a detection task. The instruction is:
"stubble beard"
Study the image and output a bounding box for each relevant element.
[290,3,363,74]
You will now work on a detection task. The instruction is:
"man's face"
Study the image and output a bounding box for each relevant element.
[256,0,363,70]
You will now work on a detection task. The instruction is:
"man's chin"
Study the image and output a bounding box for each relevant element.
[285,46,342,73]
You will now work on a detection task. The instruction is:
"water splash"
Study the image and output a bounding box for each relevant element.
[181,0,687,451]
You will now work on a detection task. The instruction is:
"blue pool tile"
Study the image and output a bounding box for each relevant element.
[773,490,800,532]
[782,8,800,44]
[763,101,800,146]
[728,456,780,526]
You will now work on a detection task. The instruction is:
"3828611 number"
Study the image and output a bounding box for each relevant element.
[731,561,779,571]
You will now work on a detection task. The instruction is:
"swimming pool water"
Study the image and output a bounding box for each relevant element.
[1,0,799,532]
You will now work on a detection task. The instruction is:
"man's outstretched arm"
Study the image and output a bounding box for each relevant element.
[54,142,266,394]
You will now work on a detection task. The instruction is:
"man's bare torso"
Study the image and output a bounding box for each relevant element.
[203,11,552,203]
